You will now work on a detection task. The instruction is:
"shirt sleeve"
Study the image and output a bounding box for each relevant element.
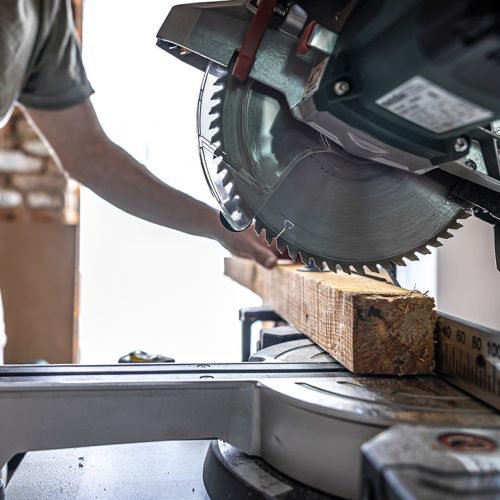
[18,0,94,110]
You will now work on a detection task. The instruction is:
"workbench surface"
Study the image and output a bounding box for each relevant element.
[6,441,210,499]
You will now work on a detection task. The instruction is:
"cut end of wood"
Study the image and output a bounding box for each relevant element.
[224,257,436,374]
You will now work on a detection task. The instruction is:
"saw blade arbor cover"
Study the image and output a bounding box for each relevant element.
[198,62,466,273]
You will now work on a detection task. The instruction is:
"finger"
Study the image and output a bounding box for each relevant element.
[252,243,278,269]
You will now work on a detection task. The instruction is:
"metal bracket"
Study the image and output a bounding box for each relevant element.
[233,0,279,81]
[239,306,284,361]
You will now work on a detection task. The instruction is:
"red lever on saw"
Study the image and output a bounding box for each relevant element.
[232,0,279,81]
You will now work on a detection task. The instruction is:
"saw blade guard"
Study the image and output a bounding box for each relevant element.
[197,61,326,232]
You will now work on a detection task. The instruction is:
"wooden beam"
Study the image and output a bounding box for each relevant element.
[225,257,436,374]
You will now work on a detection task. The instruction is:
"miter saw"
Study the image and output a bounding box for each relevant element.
[4,3,500,499]
[156,0,500,272]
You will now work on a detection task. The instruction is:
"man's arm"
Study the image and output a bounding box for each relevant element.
[24,99,278,268]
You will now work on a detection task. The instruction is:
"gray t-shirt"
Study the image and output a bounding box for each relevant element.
[1,0,94,123]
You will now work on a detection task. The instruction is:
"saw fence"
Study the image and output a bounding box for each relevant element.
[225,257,436,374]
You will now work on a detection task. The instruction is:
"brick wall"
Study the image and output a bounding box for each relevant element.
[0,111,79,224]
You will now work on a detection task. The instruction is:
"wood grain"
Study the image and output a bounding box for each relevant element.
[225,257,436,374]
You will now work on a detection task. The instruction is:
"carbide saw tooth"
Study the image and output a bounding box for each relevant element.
[210,131,221,145]
[391,257,406,266]
[226,182,237,198]
[353,264,365,274]
[428,240,443,248]
[286,246,298,261]
[276,237,286,253]
[209,119,219,131]
[209,103,221,115]
[300,254,315,268]
[254,219,264,235]
[214,77,226,86]
[405,253,419,262]
[215,158,225,174]
[264,230,275,246]
[211,88,225,101]
[324,259,339,273]
[212,147,224,161]
[339,264,351,274]
[438,231,453,240]
[220,169,230,186]
[416,246,431,256]
[367,264,379,273]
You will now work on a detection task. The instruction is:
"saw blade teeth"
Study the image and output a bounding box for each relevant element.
[405,253,420,262]
[213,77,226,86]
[254,219,264,235]
[209,103,221,115]
[225,196,241,214]
[216,161,225,174]
[322,260,337,272]
[210,131,221,145]
[339,264,351,274]
[429,240,443,248]
[415,246,432,256]
[287,248,298,262]
[276,237,286,253]
[299,254,314,267]
[391,257,406,266]
[322,261,331,272]
[448,222,463,230]
[211,88,225,101]
[212,147,224,161]
[328,264,338,273]
[220,169,231,186]
[209,118,220,131]
[353,264,365,274]
[367,264,379,273]
[264,231,275,246]
[226,182,237,197]
[438,230,453,240]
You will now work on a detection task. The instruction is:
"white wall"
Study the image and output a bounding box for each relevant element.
[79,0,259,363]
[437,217,500,330]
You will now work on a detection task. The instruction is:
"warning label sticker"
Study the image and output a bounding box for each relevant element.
[375,76,492,133]
[303,57,329,101]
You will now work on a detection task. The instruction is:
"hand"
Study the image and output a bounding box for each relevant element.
[217,224,280,269]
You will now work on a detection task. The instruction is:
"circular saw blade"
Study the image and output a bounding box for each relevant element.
[199,63,467,272]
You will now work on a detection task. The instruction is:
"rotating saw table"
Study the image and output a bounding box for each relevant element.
[3,330,500,500]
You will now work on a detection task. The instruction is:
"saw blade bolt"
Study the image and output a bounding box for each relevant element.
[333,80,350,96]
[465,159,477,171]
[454,136,469,153]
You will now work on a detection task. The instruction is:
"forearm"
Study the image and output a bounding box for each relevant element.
[69,136,224,240]
[25,101,224,241]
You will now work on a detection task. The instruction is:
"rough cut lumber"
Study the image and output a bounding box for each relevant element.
[225,257,436,374]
